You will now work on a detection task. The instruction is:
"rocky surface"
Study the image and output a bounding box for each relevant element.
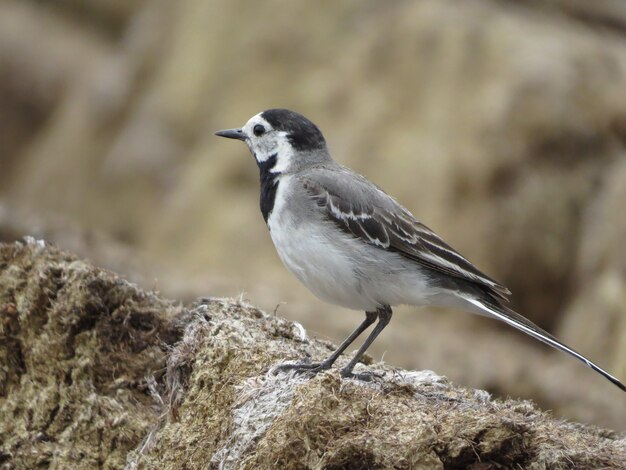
[0,241,187,468]
[1,242,625,469]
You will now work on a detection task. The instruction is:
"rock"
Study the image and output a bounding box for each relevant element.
[130,296,626,469]
[0,240,186,468]
[1,241,624,469]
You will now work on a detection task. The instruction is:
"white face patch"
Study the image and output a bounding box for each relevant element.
[242,114,294,173]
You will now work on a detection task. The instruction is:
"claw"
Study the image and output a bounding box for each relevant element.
[273,361,331,376]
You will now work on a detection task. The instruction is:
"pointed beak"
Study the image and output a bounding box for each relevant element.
[214,128,246,141]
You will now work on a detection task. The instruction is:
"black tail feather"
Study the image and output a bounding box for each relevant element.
[465,297,626,393]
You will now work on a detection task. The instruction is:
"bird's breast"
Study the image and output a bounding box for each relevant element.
[266,177,383,310]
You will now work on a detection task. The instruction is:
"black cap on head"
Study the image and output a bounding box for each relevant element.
[261,108,326,151]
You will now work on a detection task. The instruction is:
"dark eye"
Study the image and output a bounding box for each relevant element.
[253,124,266,136]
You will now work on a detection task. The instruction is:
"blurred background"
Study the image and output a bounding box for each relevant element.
[1,0,625,429]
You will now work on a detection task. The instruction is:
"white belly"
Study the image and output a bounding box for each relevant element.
[267,176,433,311]
[270,219,369,309]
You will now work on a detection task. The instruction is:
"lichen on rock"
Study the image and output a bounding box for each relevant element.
[0,240,187,468]
[1,241,625,469]
[129,299,626,469]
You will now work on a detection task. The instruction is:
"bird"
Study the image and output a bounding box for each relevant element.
[215,108,626,391]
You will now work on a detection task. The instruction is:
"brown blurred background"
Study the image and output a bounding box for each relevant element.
[1,0,625,429]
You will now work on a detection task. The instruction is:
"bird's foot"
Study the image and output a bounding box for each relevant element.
[340,368,384,382]
[273,360,332,376]
[273,360,385,383]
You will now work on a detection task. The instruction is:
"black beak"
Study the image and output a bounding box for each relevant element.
[214,128,246,141]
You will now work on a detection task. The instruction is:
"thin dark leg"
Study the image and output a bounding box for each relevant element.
[341,305,392,381]
[275,310,378,375]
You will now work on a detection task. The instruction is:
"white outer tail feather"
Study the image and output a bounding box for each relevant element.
[464,296,626,392]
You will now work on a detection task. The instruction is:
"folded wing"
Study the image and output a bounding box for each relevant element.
[299,169,510,302]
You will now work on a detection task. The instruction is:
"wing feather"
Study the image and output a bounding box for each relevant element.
[300,172,510,301]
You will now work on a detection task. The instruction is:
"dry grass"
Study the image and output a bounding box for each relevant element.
[2,241,624,469]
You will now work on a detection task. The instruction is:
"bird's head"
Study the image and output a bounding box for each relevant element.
[215,108,330,173]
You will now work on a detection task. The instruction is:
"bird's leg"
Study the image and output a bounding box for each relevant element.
[275,310,378,375]
[340,305,392,381]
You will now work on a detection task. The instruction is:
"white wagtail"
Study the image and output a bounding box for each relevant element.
[215,108,625,391]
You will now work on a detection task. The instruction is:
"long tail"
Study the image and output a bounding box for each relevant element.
[463,296,626,393]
